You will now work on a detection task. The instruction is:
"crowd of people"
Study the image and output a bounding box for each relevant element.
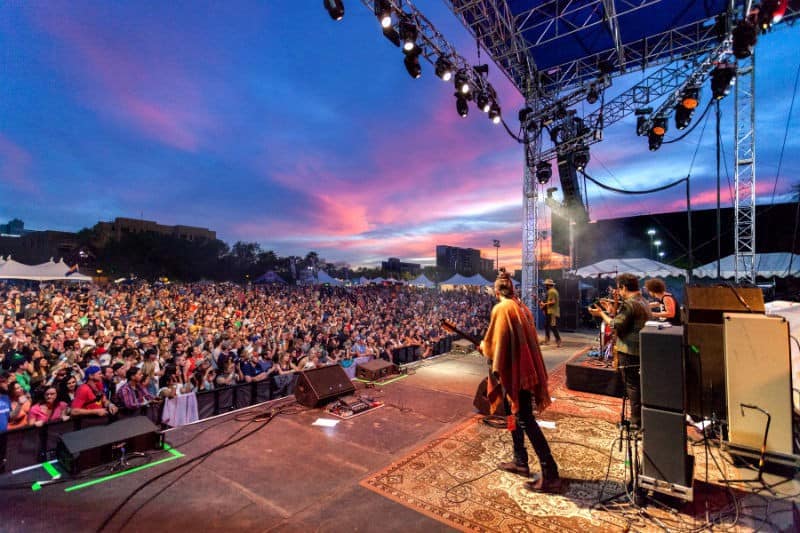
[0,281,494,431]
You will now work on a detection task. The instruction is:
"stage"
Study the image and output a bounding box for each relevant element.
[4,334,798,532]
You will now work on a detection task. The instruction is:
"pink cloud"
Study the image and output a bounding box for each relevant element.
[0,135,37,193]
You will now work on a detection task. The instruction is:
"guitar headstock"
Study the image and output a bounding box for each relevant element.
[440,319,456,333]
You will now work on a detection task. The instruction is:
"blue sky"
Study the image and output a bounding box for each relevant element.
[0,1,798,268]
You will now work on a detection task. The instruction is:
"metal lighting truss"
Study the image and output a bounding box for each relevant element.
[522,124,542,313]
[734,53,756,283]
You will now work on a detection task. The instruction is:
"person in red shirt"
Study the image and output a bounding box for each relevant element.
[71,366,119,417]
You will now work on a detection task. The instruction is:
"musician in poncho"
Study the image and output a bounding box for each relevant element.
[480,268,562,493]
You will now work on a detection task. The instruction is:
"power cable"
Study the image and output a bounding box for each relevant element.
[581,171,686,195]
[769,56,800,205]
[663,99,713,144]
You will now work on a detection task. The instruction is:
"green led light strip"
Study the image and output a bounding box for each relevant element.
[62,444,184,493]
[353,374,408,386]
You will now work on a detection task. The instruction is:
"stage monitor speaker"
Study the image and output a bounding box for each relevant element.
[473,377,507,416]
[684,286,764,324]
[723,313,797,465]
[640,325,684,412]
[559,300,579,331]
[356,359,398,381]
[642,407,692,487]
[56,416,161,475]
[294,365,356,408]
[685,323,725,420]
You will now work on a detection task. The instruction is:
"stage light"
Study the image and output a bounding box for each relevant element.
[572,148,589,172]
[648,116,667,151]
[488,102,501,124]
[454,69,470,94]
[435,56,453,81]
[680,87,699,110]
[636,115,648,136]
[476,91,491,113]
[732,19,757,59]
[403,49,421,79]
[555,104,567,120]
[674,104,693,130]
[382,26,401,47]
[586,84,599,104]
[324,0,345,21]
[399,16,417,52]
[535,161,552,185]
[757,0,779,32]
[374,0,392,28]
[455,93,469,118]
[711,64,736,100]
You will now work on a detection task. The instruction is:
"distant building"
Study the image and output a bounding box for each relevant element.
[381,257,421,276]
[0,218,27,236]
[94,217,216,245]
[436,245,493,277]
[0,230,79,265]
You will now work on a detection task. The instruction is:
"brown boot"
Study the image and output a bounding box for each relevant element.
[497,461,530,477]
[526,473,563,494]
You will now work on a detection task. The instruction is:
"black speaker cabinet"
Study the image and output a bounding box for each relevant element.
[640,325,684,412]
[56,416,161,475]
[356,359,397,381]
[294,365,356,408]
[685,323,725,420]
[642,407,692,487]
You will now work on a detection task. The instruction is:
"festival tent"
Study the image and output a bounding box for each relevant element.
[315,270,344,286]
[0,257,92,281]
[253,270,286,284]
[574,258,686,279]
[693,253,800,278]
[409,274,436,288]
[370,277,386,284]
[441,273,492,286]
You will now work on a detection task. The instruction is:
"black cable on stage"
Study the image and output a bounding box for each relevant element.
[582,170,686,195]
[663,100,714,144]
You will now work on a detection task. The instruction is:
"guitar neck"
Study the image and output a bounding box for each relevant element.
[440,320,481,346]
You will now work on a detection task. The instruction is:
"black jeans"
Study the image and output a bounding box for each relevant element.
[544,315,561,343]
[510,389,558,478]
[618,352,641,427]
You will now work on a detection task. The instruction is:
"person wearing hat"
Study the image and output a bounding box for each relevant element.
[540,280,562,348]
[71,366,118,417]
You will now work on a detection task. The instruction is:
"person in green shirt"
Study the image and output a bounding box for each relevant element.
[540,279,561,347]
[12,356,32,393]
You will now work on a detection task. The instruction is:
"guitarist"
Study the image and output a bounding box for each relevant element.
[588,273,651,430]
[480,268,561,493]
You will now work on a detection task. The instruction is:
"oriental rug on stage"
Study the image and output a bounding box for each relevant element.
[360,362,765,532]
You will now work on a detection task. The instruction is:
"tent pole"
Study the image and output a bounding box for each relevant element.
[686,175,693,282]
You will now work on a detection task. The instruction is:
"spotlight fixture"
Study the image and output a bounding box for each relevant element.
[454,69,470,94]
[680,87,699,110]
[399,16,417,52]
[476,91,491,113]
[586,84,599,104]
[757,0,779,32]
[710,64,736,100]
[434,56,453,82]
[732,19,757,59]
[403,49,421,79]
[674,86,699,130]
[324,0,345,21]
[374,0,392,28]
[382,26,401,47]
[572,148,590,172]
[636,115,648,136]
[648,116,667,151]
[488,101,501,124]
[535,161,552,185]
[455,93,469,118]
[674,104,693,130]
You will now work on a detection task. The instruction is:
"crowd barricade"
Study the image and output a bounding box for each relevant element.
[391,334,456,364]
[0,372,300,473]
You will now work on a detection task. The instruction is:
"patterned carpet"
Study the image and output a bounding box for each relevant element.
[360,356,795,532]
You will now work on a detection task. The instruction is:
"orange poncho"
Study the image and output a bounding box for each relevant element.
[480,297,551,415]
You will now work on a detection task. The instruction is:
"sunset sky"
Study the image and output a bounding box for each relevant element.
[1,2,798,269]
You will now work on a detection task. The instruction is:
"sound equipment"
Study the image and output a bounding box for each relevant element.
[640,325,684,411]
[722,313,798,466]
[473,377,507,416]
[356,359,398,381]
[684,286,764,323]
[640,407,694,500]
[294,365,356,408]
[56,416,161,475]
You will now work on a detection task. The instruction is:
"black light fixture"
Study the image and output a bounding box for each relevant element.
[403,49,421,79]
[434,56,453,81]
[674,86,699,130]
[535,161,552,184]
[455,93,469,118]
[732,19,757,59]
[476,91,491,113]
[586,84,599,104]
[757,0,779,33]
[572,147,590,171]
[374,0,392,28]
[674,104,693,130]
[634,107,652,136]
[710,64,736,99]
[488,101,501,124]
[382,26,401,47]
[648,116,667,151]
[454,69,470,95]
[399,16,417,52]
[324,0,345,21]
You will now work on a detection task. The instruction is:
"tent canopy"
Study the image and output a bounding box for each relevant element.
[315,270,343,286]
[0,257,92,281]
[694,253,800,279]
[253,270,286,284]
[408,274,435,288]
[574,258,686,279]
[442,273,492,286]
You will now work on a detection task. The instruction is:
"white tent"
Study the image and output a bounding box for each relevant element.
[441,273,492,286]
[574,258,686,279]
[693,253,800,278]
[315,270,344,286]
[408,274,436,288]
[0,257,92,281]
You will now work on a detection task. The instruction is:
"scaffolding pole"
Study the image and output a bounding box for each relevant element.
[734,53,756,284]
